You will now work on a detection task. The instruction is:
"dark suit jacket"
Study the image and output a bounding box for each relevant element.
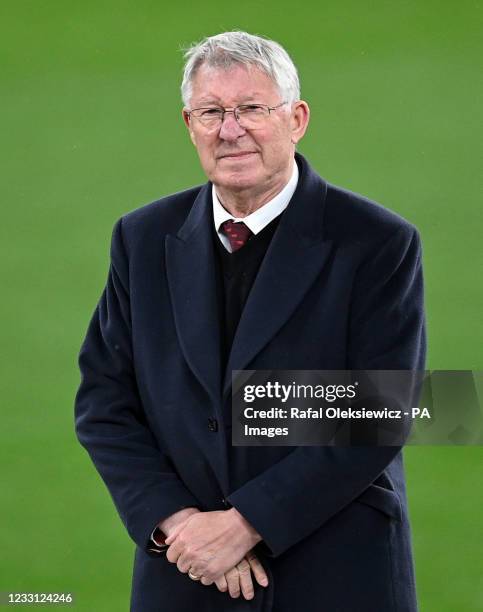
[75,153,426,612]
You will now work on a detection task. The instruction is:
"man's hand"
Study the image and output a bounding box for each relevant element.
[158,507,200,537]
[165,508,262,583]
[160,508,268,598]
[210,551,268,600]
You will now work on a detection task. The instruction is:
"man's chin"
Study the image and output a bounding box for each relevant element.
[212,170,261,193]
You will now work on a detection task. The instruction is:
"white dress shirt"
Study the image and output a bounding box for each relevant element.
[212,160,299,252]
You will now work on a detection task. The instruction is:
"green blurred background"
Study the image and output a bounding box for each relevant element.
[1,1,482,610]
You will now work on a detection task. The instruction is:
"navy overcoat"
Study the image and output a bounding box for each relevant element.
[75,153,426,611]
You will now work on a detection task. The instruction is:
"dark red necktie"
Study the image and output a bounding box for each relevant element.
[220,220,252,252]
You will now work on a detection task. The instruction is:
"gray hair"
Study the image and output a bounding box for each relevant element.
[181,31,300,107]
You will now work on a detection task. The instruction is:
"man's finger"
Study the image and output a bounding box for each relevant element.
[164,524,184,545]
[176,556,192,574]
[236,558,255,600]
[245,552,269,587]
[224,567,241,598]
[214,575,228,592]
[165,541,182,564]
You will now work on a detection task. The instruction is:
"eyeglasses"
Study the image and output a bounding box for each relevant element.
[186,102,287,130]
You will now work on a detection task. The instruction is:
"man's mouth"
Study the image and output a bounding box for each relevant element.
[218,151,257,160]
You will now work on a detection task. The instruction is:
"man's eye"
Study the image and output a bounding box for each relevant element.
[200,108,223,117]
[238,105,264,114]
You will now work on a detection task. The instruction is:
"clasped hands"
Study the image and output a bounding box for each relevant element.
[160,507,268,600]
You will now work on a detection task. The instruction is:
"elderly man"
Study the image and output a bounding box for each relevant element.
[75,31,425,611]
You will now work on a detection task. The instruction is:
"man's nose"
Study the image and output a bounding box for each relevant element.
[218,111,246,140]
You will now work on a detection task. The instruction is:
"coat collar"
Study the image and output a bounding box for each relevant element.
[165,153,333,403]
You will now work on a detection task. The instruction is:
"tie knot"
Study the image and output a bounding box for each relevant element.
[220,220,252,252]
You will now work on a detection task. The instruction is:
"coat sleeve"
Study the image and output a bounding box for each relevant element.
[74,218,200,552]
[227,225,426,557]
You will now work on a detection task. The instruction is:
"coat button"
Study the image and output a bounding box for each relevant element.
[208,418,218,432]
[221,498,232,508]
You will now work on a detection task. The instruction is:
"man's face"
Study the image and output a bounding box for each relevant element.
[183,63,309,197]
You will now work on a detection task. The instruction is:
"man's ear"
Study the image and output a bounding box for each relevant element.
[290,100,310,145]
[182,109,197,146]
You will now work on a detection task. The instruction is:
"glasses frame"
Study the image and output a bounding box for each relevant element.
[186,101,287,129]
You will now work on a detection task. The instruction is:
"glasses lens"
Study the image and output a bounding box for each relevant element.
[193,108,224,126]
[236,105,269,128]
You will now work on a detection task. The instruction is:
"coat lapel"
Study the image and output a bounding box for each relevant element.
[223,154,333,396]
[165,184,222,405]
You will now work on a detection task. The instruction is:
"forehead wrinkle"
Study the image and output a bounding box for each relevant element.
[190,64,280,107]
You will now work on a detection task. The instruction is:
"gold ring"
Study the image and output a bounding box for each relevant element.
[188,569,201,581]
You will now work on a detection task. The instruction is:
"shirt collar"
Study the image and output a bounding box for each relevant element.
[212,159,299,237]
